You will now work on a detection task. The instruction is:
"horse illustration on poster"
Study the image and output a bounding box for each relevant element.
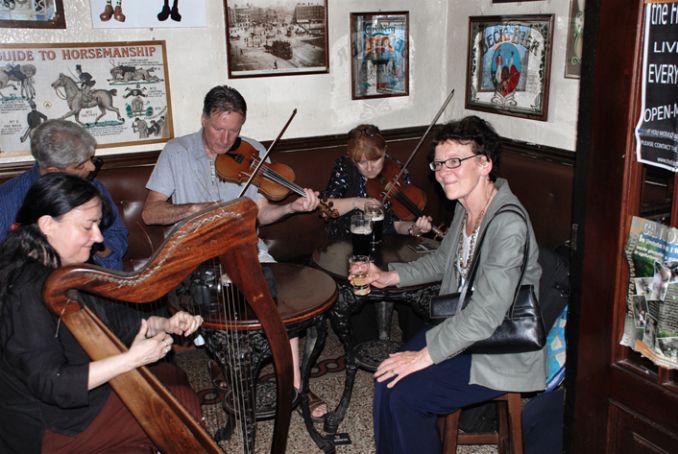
[51,73,124,125]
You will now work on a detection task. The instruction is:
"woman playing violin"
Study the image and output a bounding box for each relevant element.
[321,124,433,344]
[321,124,432,240]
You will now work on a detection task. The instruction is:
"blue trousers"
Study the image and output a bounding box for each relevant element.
[373,330,503,454]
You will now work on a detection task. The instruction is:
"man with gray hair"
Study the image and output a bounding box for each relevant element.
[0,119,128,270]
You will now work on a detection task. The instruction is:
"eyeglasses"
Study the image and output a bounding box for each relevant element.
[429,155,479,171]
[350,125,379,138]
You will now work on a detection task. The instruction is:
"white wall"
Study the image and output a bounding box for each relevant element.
[0,0,578,160]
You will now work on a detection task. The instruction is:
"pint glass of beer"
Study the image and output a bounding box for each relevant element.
[348,255,371,296]
[350,213,372,256]
[364,200,384,245]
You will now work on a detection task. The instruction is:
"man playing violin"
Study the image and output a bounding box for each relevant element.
[320,124,433,344]
[141,85,328,420]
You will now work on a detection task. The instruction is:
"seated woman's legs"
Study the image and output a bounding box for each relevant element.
[290,336,327,419]
[42,363,200,454]
[373,330,503,454]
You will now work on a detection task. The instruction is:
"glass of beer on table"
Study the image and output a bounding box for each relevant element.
[348,254,371,296]
[364,200,384,248]
[350,213,372,256]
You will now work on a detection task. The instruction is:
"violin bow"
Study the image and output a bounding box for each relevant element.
[380,88,455,205]
[238,108,297,198]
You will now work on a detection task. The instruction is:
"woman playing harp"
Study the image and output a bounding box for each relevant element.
[0,173,203,453]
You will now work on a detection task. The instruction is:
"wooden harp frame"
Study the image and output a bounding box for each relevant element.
[42,199,293,454]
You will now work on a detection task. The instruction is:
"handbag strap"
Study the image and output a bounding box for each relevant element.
[454,203,530,315]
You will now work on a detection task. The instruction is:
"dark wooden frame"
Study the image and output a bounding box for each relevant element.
[0,0,65,29]
[465,14,554,121]
[223,0,329,79]
[349,11,409,100]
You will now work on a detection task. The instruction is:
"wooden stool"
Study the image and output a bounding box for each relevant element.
[439,392,523,454]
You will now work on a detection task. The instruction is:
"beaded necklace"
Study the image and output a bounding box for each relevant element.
[456,185,496,281]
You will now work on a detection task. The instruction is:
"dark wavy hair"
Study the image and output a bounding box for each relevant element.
[432,116,501,182]
[0,173,104,307]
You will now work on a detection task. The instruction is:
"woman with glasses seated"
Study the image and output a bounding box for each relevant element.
[362,116,545,453]
[320,124,433,344]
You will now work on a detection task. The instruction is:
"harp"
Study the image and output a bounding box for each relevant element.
[42,198,293,454]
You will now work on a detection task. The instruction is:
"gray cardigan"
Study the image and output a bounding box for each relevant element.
[390,179,546,392]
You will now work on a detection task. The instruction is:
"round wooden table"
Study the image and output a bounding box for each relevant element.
[170,262,337,453]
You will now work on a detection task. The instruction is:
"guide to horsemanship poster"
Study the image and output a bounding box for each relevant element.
[621,216,678,369]
[0,41,172,162]
[635,2,678,172]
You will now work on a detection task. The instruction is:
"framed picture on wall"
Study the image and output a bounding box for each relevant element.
[224,0,329,78]
[465,15,554,121]
[0,0,65,29]
[0,41,173,163]
[564,0,584,79]
[350,11,409,100]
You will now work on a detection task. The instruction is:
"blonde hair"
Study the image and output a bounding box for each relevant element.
[346,124,386,162]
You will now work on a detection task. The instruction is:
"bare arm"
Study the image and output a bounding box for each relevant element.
[350,262,400,288]
[255,188,319,226]
[88,319,172,389]
[141,190,214,225]
[324,197,376,217]
[394,216,433,236]
[88,312,203,389]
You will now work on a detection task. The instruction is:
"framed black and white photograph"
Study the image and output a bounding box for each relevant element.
[0,0,65,29]
[350,11,409,100]
[224,0,329,78]
[465,15,554,121]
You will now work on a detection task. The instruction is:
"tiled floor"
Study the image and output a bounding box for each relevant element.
[176,320,498,453]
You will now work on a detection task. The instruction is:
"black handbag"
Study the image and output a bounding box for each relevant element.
[428,204,546,354]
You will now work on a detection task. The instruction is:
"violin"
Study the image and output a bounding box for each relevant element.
[214,137,339,218]
[367,159,425,221]
[373,88,456,240]
[366,159,446,239]
[215,138,296,201]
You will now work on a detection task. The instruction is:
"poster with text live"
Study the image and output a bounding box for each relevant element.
[635,3,678,172]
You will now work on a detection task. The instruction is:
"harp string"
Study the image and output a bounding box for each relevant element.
[216,258,255,452]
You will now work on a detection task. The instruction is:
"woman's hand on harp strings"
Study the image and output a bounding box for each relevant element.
[128,313,204,366]
[129,319,176,367]
[164,312,204,337]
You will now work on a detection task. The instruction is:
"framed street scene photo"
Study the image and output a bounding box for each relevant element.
[350,11,409,100]
[465,15,554,121]
[0,0,65,29]
[0,41,173,162]
[224,0,329,78]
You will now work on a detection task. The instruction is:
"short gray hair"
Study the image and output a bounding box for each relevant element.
[31,120,97,169]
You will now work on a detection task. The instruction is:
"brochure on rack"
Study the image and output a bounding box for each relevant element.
[621,216,678,370]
